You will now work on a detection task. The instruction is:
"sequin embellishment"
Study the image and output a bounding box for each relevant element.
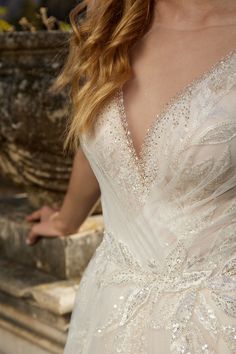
[115,49,236,204]
[93,230,236,354]
[64,50,236,354]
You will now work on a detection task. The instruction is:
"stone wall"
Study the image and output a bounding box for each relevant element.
[0,31,104,353]
[0,194,104,354]
[0,31,73,207]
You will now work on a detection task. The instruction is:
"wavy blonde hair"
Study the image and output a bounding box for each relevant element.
[55,0,154,151]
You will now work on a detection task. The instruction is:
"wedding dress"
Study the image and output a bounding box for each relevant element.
[63,50,236,354]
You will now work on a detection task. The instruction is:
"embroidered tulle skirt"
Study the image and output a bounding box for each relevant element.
[63,230,235,354]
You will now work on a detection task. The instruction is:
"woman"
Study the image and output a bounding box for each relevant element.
[26,0,236,353]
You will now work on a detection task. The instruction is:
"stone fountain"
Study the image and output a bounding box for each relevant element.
[0,31,104,354]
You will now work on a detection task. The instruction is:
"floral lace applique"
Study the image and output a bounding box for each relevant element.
[192,121,236,146]
[91,230,236,354]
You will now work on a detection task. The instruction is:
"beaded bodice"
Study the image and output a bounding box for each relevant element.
[67,50,236,354]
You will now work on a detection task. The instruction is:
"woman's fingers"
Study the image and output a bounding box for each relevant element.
[26,220,64,246]
[25,209,42,222]
[40,206,56,221]
[26,228,40,246]
[25,206,65,246]
[26,222,43,245]
[25,205,55,222]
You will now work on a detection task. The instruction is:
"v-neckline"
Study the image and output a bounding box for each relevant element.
[117,49,236,176]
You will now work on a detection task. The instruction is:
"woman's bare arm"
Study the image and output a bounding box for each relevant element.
[26,147,101,245]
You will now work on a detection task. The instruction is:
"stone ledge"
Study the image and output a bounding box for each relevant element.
[0,259,57,298]
[0,305,67,347]
[0,267,77,353]
[0,318,64,354]
[0,195,104,279]
[0,258,81,316]
[29,279,81,315]
[0,291,70,332]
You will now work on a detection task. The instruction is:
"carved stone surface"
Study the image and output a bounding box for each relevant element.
[0,192,104,353]
[0,301,66,353]
[0,195,104,279]
[0,259,81,315]
[0,258,57,298]
[0,290,70,330]
[0,31,105,352]
[0,323,63,354]
[0,258,70,351]
[0,259,71,353]
[0,31,73,207]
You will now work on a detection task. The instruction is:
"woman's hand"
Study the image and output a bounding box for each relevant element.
[25,147,101,246]
[25,205,72,246]
[26,204,59,224]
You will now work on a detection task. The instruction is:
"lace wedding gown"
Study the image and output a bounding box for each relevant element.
[64,50,236,354]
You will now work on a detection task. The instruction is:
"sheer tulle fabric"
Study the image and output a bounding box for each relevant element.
[64,51,236,353]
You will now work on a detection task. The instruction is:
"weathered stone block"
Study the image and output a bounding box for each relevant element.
[0,291,70,331]
[0,259,57,298]
[0,31,72,207]
[29,280,81,315]
[0,195,104,279]
[0,317,64,354]
[0,258,81,352]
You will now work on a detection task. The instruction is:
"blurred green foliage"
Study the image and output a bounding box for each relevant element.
[0,1,76,32]
[0,18,14,32]
[0,6,14,31]
[0,6,7,16]
[0,5,71,32]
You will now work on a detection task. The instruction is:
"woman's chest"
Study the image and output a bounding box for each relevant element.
[80,52,236,209]
[124,27,236,154]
